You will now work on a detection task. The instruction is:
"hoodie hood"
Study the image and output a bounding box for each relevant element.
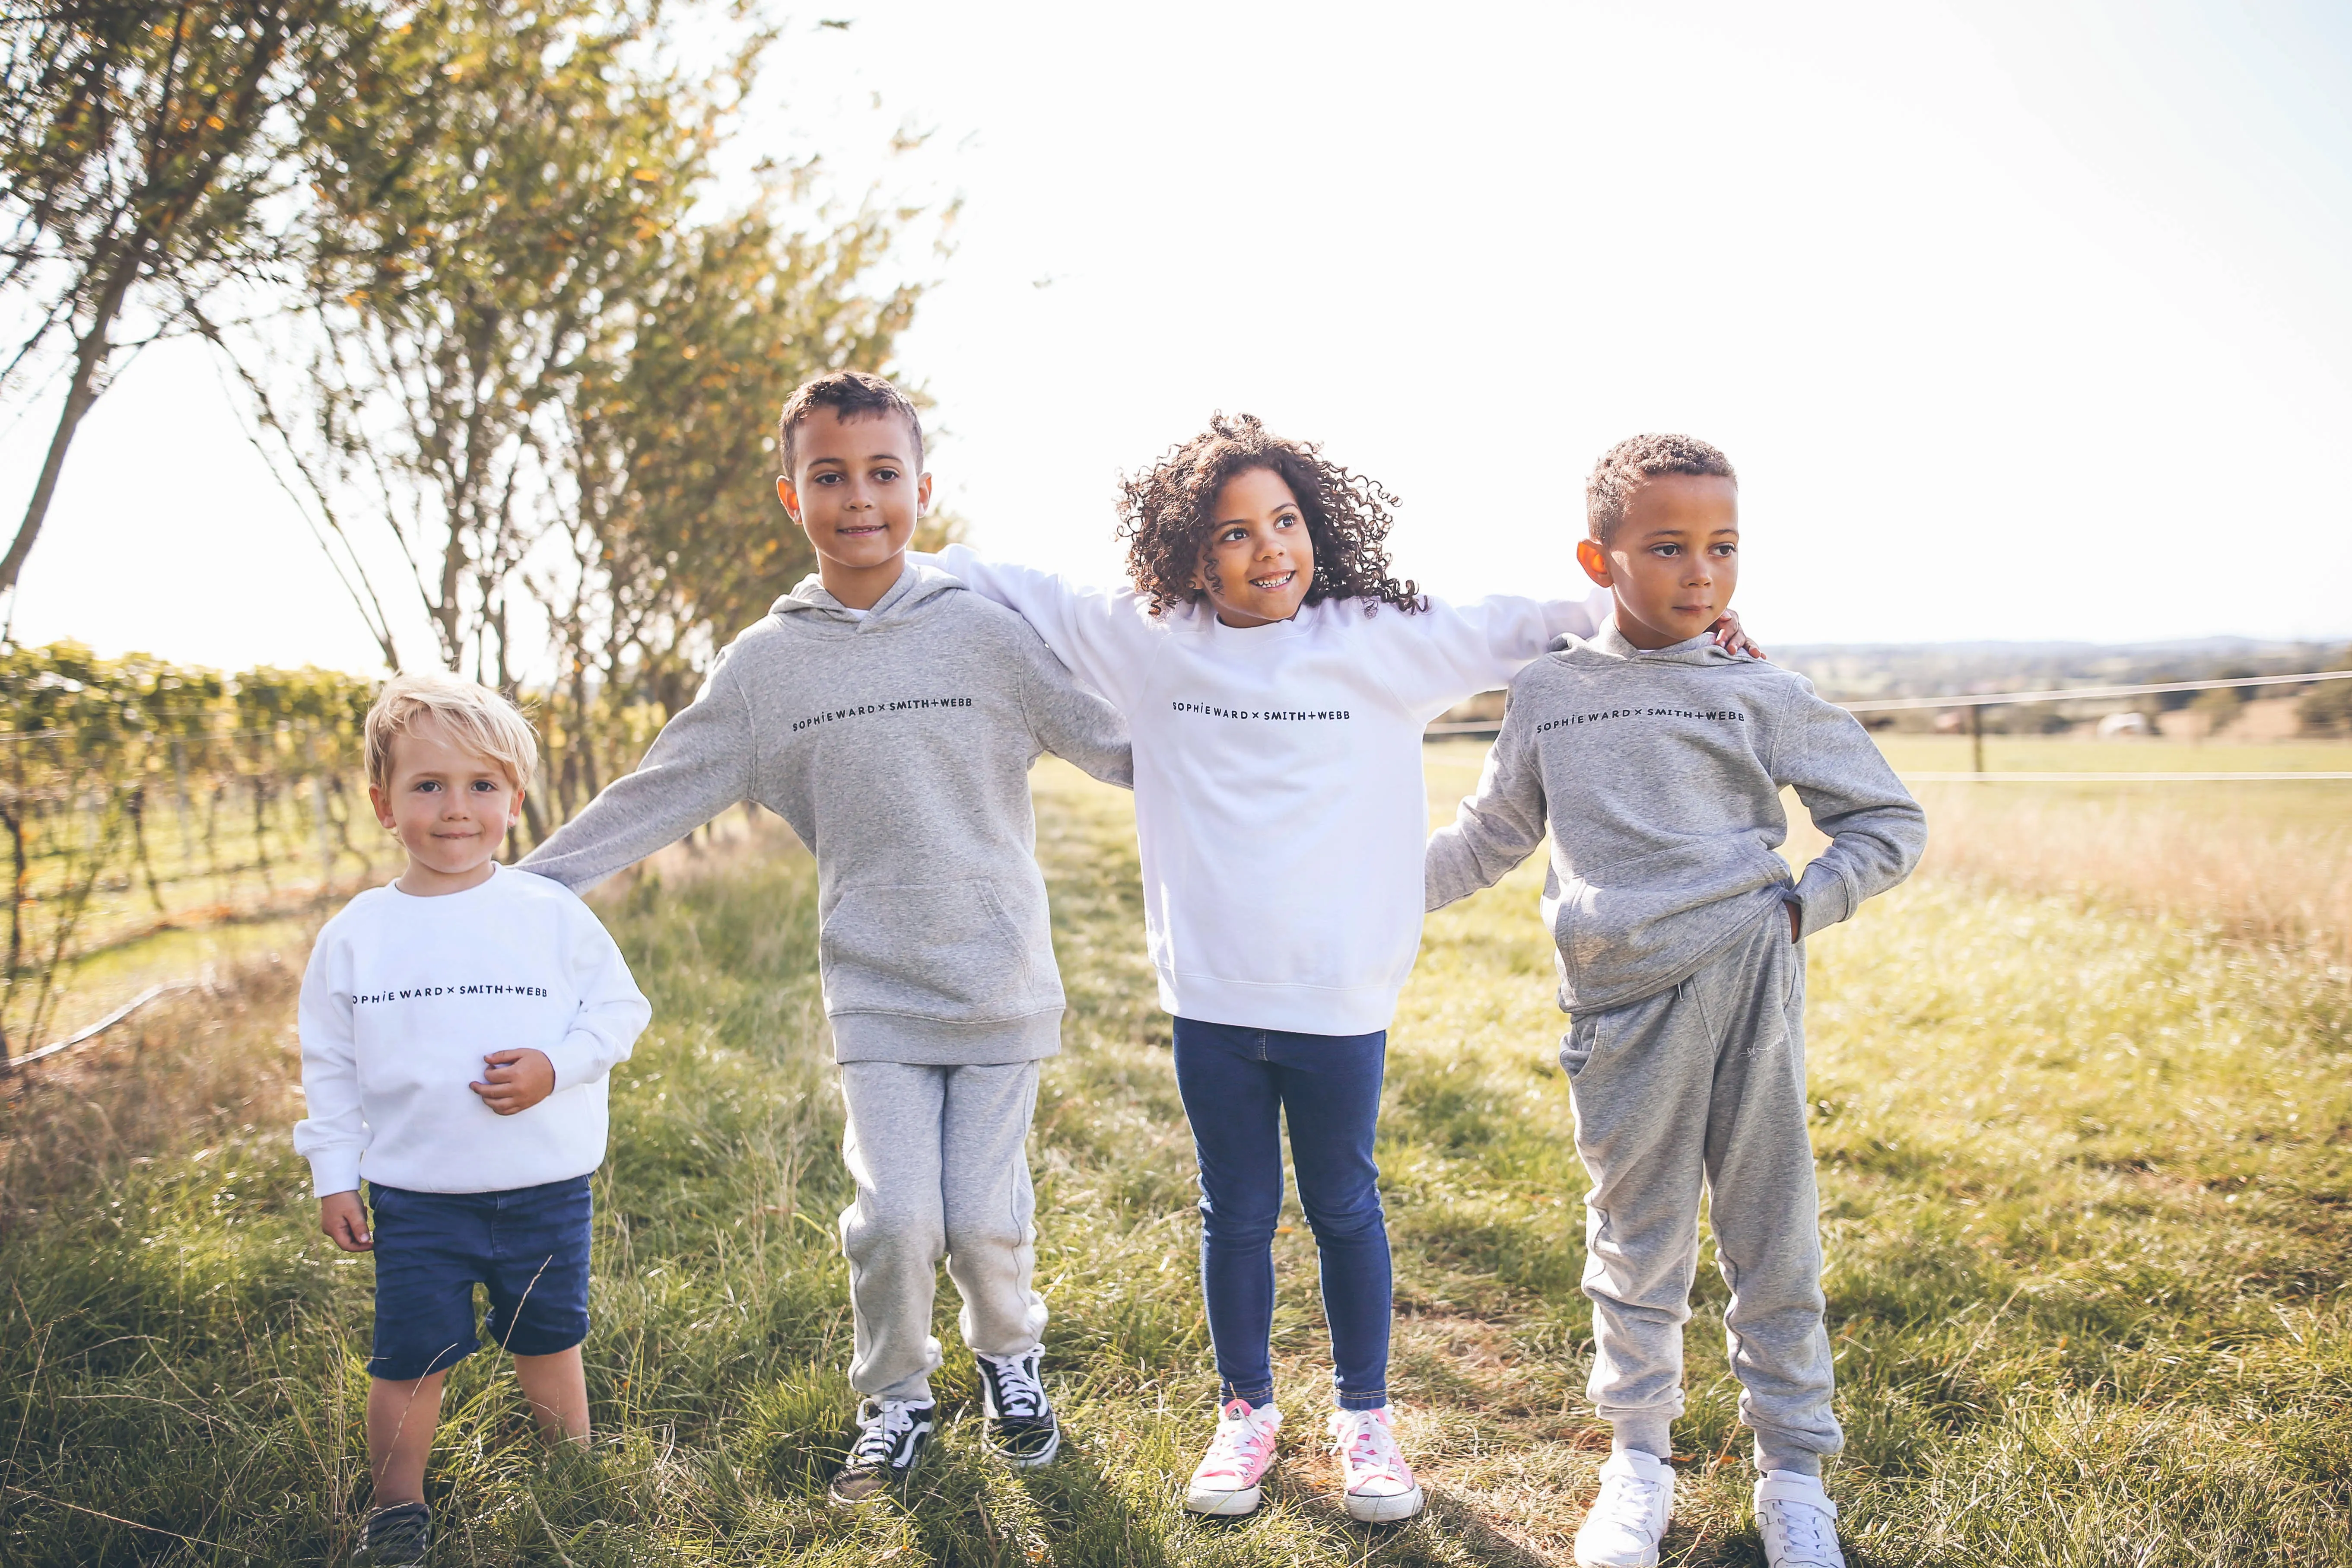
[770,560,963,625]
[1550,617,1748,667]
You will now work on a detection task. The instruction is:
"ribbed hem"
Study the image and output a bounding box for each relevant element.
[829,1007,1062,1065]
[1335,1389,1388,1412]
[1756,1445,1824,1477]
[1610,1412,1675,1459]
[1220,1382,1275,1411]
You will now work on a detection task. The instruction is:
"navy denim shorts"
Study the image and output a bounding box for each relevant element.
[365,1175,593,1381]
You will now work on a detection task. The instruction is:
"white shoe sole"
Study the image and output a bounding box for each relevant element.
[1573,1543,1659,1568]
[1573,1511,1671,1568]
[1000,1424,1061,1469]
[1343,1483,1425,1523]
[1185,1482,1264,1516]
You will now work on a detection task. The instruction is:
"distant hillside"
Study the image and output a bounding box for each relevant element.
[1433,637,2352,738]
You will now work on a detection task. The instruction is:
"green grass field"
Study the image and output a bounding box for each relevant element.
[4,753,2350,1565]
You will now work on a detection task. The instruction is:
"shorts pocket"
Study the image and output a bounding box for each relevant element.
[819,880,1053,1020]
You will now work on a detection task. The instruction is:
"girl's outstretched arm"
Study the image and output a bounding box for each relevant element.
[1367,588,1614,721]
[919,544,1154,710]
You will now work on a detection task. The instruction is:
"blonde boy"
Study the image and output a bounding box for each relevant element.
[294,674,649,1568]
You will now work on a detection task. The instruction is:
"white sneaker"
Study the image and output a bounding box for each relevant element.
[1573,1449,1674,1568]
[1326,1406,1425,1523]
[1754,1470,1845,1568]
[1184,1398,1282,1516]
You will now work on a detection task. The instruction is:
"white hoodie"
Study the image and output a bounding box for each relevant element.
[929,544,1606,1036]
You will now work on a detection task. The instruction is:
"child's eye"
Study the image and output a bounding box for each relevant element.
[471,779,499,793]
[416,780,440,793]
[874,467,899,483]
[814,471,839,485]
[1712,543,1738,557]
[1653,543,1681,557]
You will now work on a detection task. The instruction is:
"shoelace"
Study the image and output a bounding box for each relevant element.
[1593,1472,1663,1527]
[1769,1497,1834,1557]
[979,1352,1045,1419]
[1198,1410,1277,1482]
[851,1399,922,1465]
[1332,1413,1411,1487]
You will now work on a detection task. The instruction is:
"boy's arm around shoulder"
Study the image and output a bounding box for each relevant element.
[520,648,758,893]
[1009,618,1133,789]
[290,918,366,1199]
[1771,677,1928,939]
[1424,688,1549,911]
[542,892,652,1094]
[921,544,1147,709]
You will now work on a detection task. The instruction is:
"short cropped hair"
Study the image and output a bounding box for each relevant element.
[775,370,924,480]
[1586,434,1737,544]
[364,672,538,792]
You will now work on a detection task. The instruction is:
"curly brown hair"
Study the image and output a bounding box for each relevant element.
[1116,413,1424,617]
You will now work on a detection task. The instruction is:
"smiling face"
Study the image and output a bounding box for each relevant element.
[369,714,524,895]
[1574,472,1740,649]
[1190,465,1318,627]
[776,405,933,610]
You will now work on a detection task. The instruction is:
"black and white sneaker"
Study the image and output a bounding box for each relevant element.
[829,1397,936,1505]
[354,1501,431,1566]
[976,1348,1061,1467]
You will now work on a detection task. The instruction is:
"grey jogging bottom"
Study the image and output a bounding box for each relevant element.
[1563,910,1840,1475]
[837,1058,1048,1403]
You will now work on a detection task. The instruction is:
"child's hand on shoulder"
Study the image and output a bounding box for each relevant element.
[1711,609,1764,660]
[320,1190,372,1251]
[471,1048,556,1116]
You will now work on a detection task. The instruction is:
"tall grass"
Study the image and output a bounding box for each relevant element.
[2,758,2349,1564]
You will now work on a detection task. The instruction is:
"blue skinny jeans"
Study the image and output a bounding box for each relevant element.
[1170,1017,1392,1412]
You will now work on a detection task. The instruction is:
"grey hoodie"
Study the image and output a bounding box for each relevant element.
[1425,620,1925,1012]
[521,564,1132,1065]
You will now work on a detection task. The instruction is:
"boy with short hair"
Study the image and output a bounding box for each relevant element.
[1425,435,1926,1568]
[520,370,1131,1504]
[296,673,651,1568]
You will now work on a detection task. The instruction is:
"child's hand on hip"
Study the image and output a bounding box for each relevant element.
[472,1048,556,1115]
[320,1190,372,1250]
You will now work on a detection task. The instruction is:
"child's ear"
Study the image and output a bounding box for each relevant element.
[1575,538,1615,589]
[368,783,395,832]
[776,475,803,526]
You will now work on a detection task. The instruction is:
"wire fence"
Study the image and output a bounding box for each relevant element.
[0,722,402,1064]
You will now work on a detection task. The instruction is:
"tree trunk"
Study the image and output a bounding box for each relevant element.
[0,238,144,598]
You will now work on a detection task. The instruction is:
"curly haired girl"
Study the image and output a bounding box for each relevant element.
[922,413,1751,1525]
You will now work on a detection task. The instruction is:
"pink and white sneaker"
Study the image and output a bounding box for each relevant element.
[1184,1398,1283,1516]
[1327,1406,1426,1523]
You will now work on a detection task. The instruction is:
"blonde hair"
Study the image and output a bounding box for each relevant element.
[363,672,538,792]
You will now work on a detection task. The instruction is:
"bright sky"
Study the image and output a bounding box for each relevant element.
[7,0,2349,675]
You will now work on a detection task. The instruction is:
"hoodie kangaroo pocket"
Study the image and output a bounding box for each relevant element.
[819,881,1054,1020]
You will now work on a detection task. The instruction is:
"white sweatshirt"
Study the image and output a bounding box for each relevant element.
[292,864,652,1196]
[930,544,1606,1035]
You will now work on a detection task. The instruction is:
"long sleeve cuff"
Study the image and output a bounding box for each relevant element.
[543,1027,623,1094]
[306,1149,363,1199]
[1790,861,1858,940]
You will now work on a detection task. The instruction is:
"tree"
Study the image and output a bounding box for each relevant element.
[256,0,742,685]
[548,182,919,716]
[0,0,371,609]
